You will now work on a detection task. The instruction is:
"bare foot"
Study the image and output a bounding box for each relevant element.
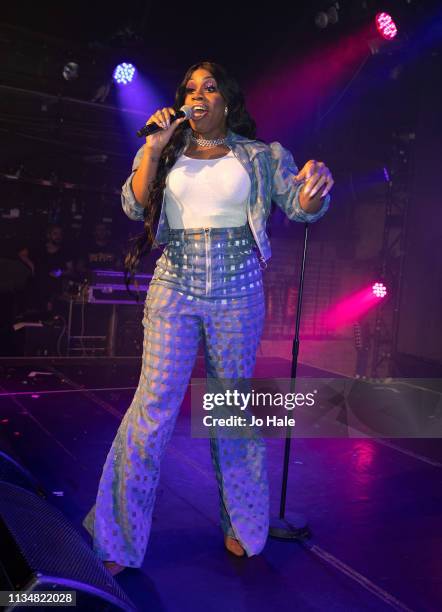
[103,561,126,576]
[224,535,245,557]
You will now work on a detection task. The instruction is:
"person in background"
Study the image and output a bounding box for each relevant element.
[76,222,123,277]
[18,223,74,313]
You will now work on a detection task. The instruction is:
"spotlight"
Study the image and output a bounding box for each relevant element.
[62,62,79,81]
[327,5,339,25]
[372,282,387,298]
[315,3,340,29]
[315,12,328,29]
[113,62,136,85]
[375,12,398,41]
[367,11,399,55]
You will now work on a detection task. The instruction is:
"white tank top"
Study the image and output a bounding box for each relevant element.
[164,149,251,229]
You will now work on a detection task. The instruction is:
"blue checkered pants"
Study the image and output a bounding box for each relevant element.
[83,225,269,566]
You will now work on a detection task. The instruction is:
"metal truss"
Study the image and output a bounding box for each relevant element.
[370,130,415,378]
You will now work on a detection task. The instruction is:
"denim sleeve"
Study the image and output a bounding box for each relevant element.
[121,145,147,221]
[269,141,330,223]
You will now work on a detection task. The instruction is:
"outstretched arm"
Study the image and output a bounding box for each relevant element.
[269,142,333,222]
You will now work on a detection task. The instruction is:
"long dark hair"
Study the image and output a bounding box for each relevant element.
[123,61,257,297]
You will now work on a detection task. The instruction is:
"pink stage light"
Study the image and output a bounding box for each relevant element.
[372,282,387,298]
[375,12,398,40]
[322,282,389,331]
[323,287,378,330]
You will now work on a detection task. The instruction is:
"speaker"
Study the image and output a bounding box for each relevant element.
[12,319,65,357]
[0,482,136,611]
[0,450,43,495]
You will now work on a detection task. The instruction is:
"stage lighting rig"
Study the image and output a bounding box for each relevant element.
[372,282,388,298]
[315,3,340,29]
[113,62,136,85]
[62,62,79,81]
[375,12,398,41]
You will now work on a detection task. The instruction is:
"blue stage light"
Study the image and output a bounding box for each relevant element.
[113,63,136,85]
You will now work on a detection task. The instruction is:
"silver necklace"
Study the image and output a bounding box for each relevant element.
[191,133,228,148]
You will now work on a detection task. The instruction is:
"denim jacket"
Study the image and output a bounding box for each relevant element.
[121,128,330,263]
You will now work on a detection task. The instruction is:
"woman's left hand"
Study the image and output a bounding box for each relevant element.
[295,160,334,199]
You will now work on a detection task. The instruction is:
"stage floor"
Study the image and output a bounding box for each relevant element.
[0,357,441,612]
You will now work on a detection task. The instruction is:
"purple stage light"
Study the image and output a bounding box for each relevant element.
[372,282,387,298]
[113,62,136,85]
[376,13,397,41]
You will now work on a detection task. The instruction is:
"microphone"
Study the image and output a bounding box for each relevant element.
[136,105,193,138]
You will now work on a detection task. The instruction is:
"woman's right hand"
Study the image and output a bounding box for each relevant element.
[144,107,188,152]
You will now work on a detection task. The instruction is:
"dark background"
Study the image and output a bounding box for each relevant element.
[1,0,441,370]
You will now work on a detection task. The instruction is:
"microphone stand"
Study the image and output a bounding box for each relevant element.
[269,222,311,541]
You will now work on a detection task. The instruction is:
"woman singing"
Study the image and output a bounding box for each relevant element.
[83,61,333,575]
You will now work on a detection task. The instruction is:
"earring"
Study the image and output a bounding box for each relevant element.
[224,106,228,116]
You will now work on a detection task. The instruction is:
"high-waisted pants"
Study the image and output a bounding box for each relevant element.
[83,224,269,566]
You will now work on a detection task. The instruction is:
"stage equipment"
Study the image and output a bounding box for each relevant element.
[137,105,192,138]
[269,223,311,542]
[372,282,387,298]
[12,319,65,357]
[62,62,79,81]
[375,12,398,40]
[353,319,371,379]
[80,269,152,304]
[314,4,339,29]
[371,131,415,378]
[113,62,136,85]
[0,482,136,611]
[64,270,151,356]
[0,448,43,496]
